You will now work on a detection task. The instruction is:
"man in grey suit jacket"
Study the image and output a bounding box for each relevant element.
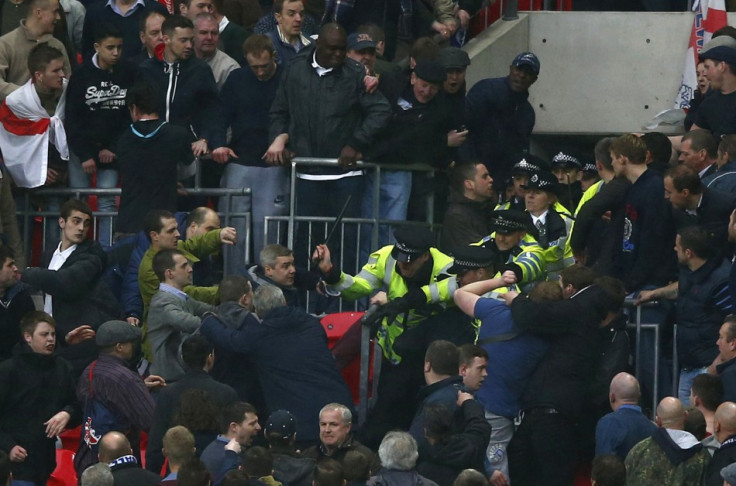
[148,248,212,381]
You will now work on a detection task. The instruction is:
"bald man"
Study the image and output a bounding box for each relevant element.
[705,402,736,486]
[99,432,161,486]
[625,397,711,486]
[595,373,657,459]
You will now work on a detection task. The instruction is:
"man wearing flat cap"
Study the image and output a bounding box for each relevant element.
[363,59,455,253]
[690,37,736,141]
[75,320,163,475]
[313,226,463,449]
[475,209,546,288]
[466,51,540,190]
[439,46,471,163]
[523,171,575,281]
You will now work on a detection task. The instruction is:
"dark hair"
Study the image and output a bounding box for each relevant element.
[243,33,275,58]
[143,209,175,240]
[590,455,626,486]
[691,373,723,412]
[610,134,647,165]
[221,469,250,486]
[665,164,703,194]
[0,247,15,268]
[682,129,718,159]
[641,132,673,167]
[177,458,211,486]
[152,248,185,282]
[678,225,716,260]
[243,446,273,478]
[356,22,385,43]
[719,134,736,162]
[93,23,123,43]
[27,42,64,76]
[594,276,626,314]
[174,389,220,433]
[219,275,251,303]
[343,450,371,481]
[450,161,482,194]
[410,37,440,62]
[713,25,736,40]
[182,334,213,369]
[187,207,214,227]
[126,83,160,116]
[220,402,257,434]
[458,343,488,368]
[425,340,459,375]
[684,405,707,440]
[560,264,597,292]
[20,310,55,336]
[163,15,194,37]
[139,9,165,34]
[60,199,93,220]
[423,403,453,443]
[273,0,300,15]
[724,315,736,340]
[594,137,615,171]
[313,459,344,486]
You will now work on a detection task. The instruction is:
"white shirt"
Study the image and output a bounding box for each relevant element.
[43,242,77,314]
[531,210,548,228]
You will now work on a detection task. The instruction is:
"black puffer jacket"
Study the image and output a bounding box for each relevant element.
[0,344,79,483]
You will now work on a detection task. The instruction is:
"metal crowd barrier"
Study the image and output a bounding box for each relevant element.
[623,298,679,414]
[264,158,442,312]
[17,186,252,271]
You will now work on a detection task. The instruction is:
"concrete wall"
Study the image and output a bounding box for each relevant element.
[464,11,728,134]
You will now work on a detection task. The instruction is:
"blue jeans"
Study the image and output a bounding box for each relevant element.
[360,170,411,264]
[219,163,289,275]
[485,411,513,480]
[679,366,708,405]
[68,151,118,248]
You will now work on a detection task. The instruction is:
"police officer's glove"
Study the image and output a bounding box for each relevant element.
[501,263,523,283]
[320,263,342,285]
[361,304,384,337]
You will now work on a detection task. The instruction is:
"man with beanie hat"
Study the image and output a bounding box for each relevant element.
[466,51,540,189]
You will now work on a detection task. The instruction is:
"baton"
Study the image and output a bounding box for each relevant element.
[312,194,353,265]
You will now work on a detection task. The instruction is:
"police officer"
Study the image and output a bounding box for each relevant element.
[496,154,549,212]
[551,150,584,213]
[313,226,458,449]
[476,210,546,288]
[522,171,575,281]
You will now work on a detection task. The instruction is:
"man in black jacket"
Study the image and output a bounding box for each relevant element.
[100,431,161,486]
[705,401,736,486]
[0,246,34,361]
[137,15,220,159]
[20,199,121,375]
[505,265,626,486]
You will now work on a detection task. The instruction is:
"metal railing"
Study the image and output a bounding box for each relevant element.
[18,186,252,271]
[624,298,678,414]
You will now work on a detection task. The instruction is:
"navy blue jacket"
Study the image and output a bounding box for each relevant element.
[211,65,282,166]
[409,375,463,442]
[595,405,657,460]
[199,306,354,443]
[465,76,534,181]
[676,256,734,368]
[81,0,168,61]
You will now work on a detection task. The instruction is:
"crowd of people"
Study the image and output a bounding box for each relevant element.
[3,0,736,485]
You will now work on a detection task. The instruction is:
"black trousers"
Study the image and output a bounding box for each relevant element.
[507,411,579,486]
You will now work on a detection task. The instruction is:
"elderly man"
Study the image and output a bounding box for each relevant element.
[98,432,161,486]
[625,397,711,486]
[200,285,354,444]
[302,403,380,472]
[192,12,238,90]
[716,316,736,402]
[367,432,438,486]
